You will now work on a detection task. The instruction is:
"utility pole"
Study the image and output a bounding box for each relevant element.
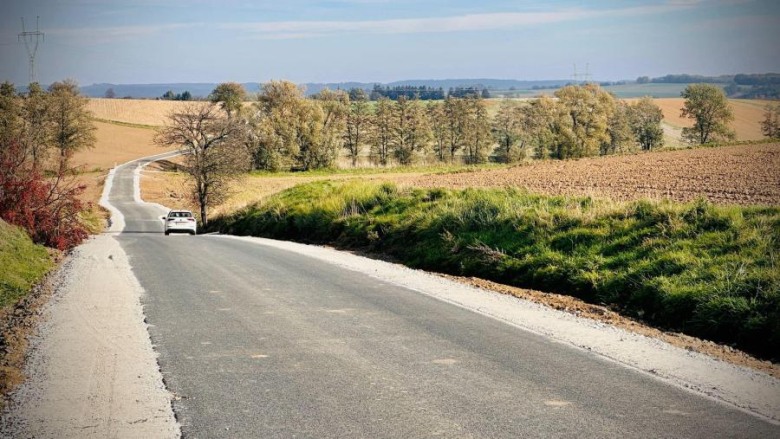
[19,16,44,84]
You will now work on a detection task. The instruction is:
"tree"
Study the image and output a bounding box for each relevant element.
[179,91,192,101]
[391,96,430,165]
[344,91,371,167]
[523,95,559,160]
[761,105,780,138]
[631,97,664,150]
[369,97,394,165]
[492,100,524,163]
[162,90,176,100]
[250,80,309,171]
[309,88,348,169]
[348,88,368,102]
[603,101,636,155]
[443,97,468,162]
[104,87,116,99]
[462,97,492,164]
[680,84,735,144]
[553,83,614,159]
[636,76,650,84]
[210,82,247,119]
[0,81,20,148]
[427,101,448,162]
[48,79,96,161]
[154,104,250,226]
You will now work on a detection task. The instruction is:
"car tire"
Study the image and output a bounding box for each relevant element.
[189,231,195,236]
[164,231,169,236]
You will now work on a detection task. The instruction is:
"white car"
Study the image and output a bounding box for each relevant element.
[162,210,197,235]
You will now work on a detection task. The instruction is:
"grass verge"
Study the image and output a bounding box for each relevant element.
[212,181,780,361]
[0,219,55,310]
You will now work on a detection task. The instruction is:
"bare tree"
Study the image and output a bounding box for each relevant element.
[155,104,249,226]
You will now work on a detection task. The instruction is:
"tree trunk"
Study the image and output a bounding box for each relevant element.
[200,203,208,228]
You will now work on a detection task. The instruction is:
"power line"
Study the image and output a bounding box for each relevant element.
[18,16,44,84]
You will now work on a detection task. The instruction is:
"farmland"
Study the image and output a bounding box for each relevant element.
[88,96,771,143]
[405,143,780,206]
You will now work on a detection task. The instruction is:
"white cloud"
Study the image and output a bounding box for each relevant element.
[221,3,695,40]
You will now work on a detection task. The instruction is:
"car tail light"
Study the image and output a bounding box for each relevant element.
[188,218,195,222]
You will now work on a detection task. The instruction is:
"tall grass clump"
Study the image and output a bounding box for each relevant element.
[215,181,780,360]
[0,219,54,310]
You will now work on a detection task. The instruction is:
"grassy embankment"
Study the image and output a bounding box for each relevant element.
[0,220,54,310]
[212,181,780,360]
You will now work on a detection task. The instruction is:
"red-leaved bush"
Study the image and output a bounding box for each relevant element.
[0,141,89,250]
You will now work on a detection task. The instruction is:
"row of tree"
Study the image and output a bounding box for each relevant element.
[0,80,96,249]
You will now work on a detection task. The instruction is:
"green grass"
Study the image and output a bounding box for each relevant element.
[0,220,55,310]
[212,181,780,360]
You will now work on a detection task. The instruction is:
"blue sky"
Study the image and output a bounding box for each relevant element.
[1,0,779,85]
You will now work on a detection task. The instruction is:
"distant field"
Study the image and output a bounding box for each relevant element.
[494,83,728,99]
[87,98,209,126]
[404,143,780,206]
[634,98,772,141]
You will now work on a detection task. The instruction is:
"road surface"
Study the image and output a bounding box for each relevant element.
[109,154,779,438]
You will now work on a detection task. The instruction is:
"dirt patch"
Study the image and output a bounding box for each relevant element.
[402,143,780,206]
[0,254,66,407]
[444,274,780,380]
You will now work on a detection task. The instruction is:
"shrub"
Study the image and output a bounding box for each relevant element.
[0,142,89,250]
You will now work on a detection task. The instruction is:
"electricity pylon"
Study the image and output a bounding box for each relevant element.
[19,16,45,84]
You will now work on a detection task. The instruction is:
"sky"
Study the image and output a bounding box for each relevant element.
[1,0,779,85]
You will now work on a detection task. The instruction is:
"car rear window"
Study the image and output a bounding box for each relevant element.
[169,212,193,218]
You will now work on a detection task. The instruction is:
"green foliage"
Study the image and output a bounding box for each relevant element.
[209,82,247,118]
[216,182,780,360]
[681,84,736,144]
[0,219,54,310]
[761,104,780,139]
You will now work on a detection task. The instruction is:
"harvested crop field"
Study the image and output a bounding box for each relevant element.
[71,122,174,171]
[405,143,780,206]
[629,98,771,141]
[87,98,209,126]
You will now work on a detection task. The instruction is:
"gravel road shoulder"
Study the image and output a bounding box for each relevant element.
[0,234,179,438]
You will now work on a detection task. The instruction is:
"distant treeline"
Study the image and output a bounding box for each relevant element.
[367,84,490,100]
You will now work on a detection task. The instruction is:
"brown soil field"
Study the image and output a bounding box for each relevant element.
[629,98,772,141]
[405,143,780,206]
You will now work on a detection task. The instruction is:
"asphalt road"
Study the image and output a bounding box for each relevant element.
[111,156,779,438]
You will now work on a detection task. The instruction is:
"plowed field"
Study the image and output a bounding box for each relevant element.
[404,143,780,206]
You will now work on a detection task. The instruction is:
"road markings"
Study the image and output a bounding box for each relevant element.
[431,358,458,365]
[250,354,269,359]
